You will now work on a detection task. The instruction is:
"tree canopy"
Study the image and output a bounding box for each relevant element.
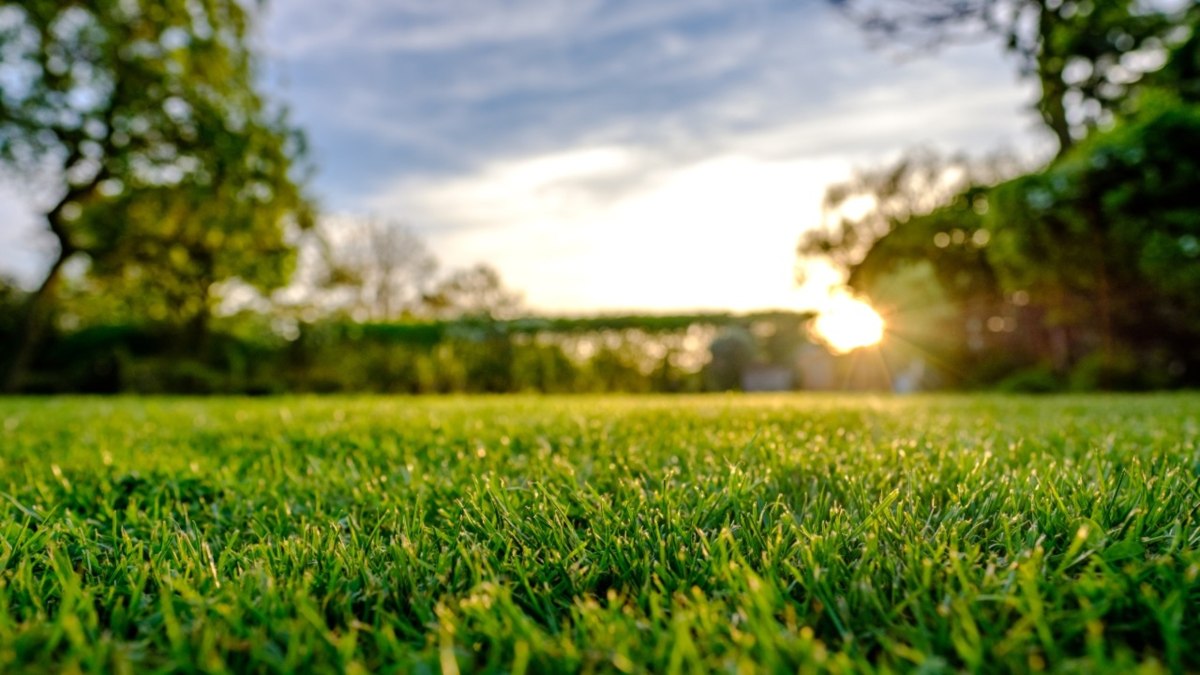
[0,0,311,387]
[807,2,1200,389]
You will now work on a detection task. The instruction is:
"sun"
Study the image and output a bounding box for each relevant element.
[813,295,885,353]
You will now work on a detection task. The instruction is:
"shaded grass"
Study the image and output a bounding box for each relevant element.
[1,394,1199,672]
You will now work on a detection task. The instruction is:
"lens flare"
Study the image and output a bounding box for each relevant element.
[813,295,885,353]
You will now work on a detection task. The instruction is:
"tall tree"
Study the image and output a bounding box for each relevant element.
[830,0,1187,154]
[0,1,311,389]
[986,97,1200,380]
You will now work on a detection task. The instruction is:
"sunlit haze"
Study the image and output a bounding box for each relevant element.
[812,294,885,353]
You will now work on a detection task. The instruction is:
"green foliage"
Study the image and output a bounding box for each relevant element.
[851,189,992,297]
[1067,350,1144,393]
[985,98,1200,377]
[816,1,1200,390]
[838,99,1200,388]
[424,263,524,320]
[2,395,1199,671]
[799,150,990,276]
[15,312,811,394]
[994,365,1062,394]
[0,276,25,335]
[1151,12,1200,104]
[0,0,312,387]
[833,0,1190,152]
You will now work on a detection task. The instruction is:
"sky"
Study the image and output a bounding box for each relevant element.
[2,0,1049,314]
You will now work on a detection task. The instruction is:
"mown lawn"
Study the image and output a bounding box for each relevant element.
[1,394,1198,673]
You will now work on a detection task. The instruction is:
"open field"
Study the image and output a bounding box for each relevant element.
[1,395,1199,673]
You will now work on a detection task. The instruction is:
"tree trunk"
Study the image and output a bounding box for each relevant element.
[1085,197,1115,383]
[2,185,86,393]
[2,248,71,393]
[185,303,210,354]
[1037,1,1074,157]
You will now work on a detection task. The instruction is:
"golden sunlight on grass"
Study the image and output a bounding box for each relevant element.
[812,294,885,353]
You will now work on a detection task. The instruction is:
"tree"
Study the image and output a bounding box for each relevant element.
[836,97,1200,387]
[293,216,437,321]
[798,149,1012,277]
[843,175,1049,381]
[705,327,756,391]
[986,97,1200,383]
[801,3,1200,388]
[281,221,521,323]
[830,0,1189,154]
[0,1,311,389]
[1145,3,1200,104]
[423,263,524,320]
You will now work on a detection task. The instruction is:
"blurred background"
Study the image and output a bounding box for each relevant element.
[1,0,1197,394]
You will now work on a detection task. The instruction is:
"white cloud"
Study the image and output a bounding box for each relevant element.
[366,144,847,312]
[354,52,1042,313]
[377,146,646,229]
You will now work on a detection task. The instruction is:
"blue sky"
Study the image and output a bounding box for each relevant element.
[2,0,1048,312]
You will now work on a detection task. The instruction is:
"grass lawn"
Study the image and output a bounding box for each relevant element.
[1,394,1198,673]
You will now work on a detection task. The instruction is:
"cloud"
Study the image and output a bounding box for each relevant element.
[382,147,842,312]
[354,48,1040,313]
[376,146,650,231]
[265,1,590,57]
[263,0,735,58]
[0,0,1044,311]
[263,0,1037,207]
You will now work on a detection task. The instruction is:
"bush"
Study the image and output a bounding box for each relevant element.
[995,365,1062,393]
[1069,350,1148,391]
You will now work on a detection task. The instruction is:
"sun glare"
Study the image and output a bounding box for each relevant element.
[813,295,885,353]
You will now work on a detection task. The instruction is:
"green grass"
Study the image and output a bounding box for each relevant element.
[1,395,1199,673]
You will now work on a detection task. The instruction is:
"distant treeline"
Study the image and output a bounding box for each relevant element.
[10,311,832,395]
